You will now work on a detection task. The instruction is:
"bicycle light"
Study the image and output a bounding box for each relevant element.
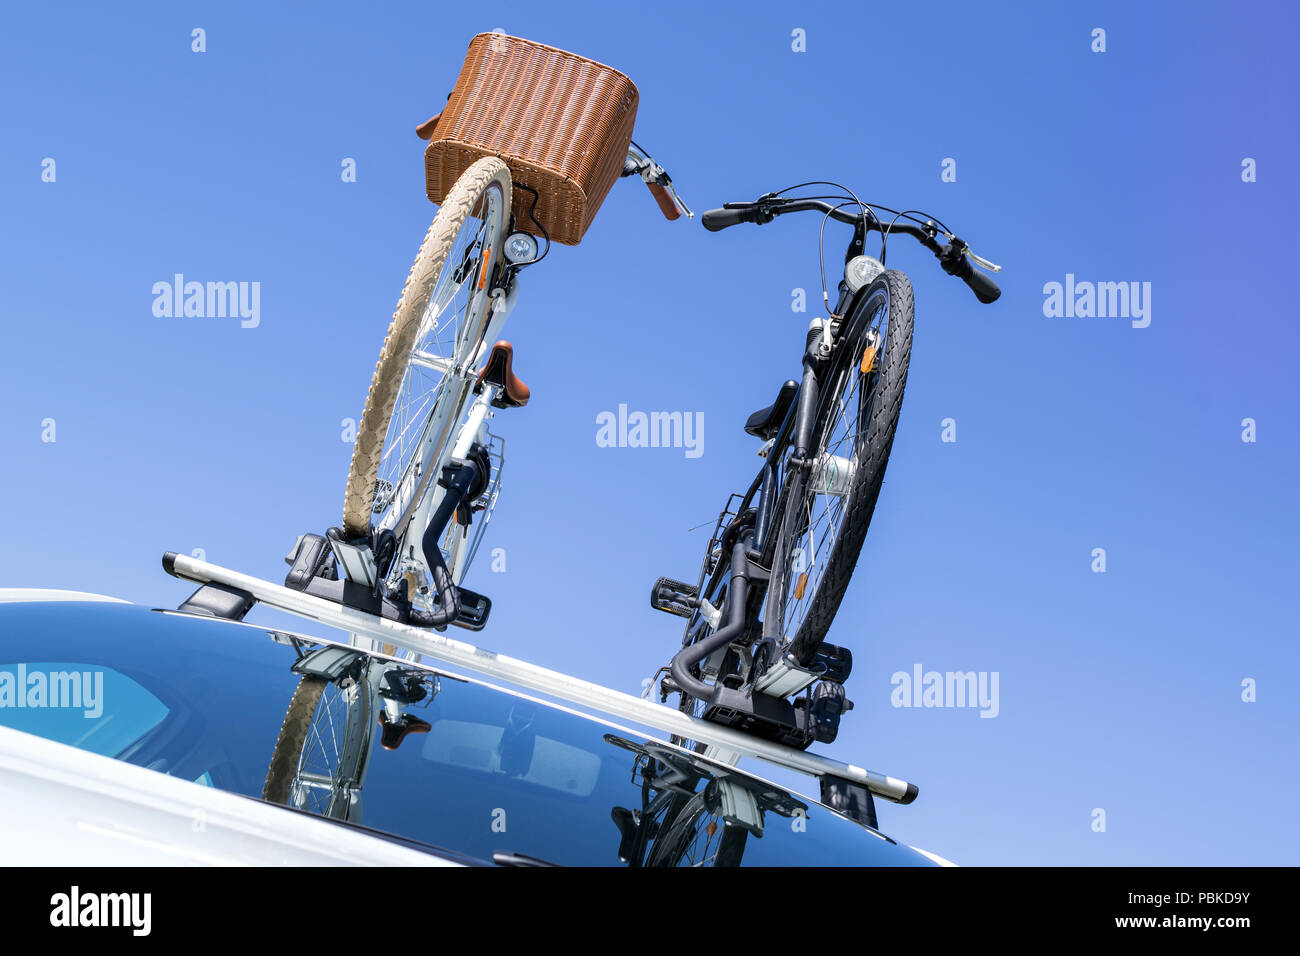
[844,255,884,293]
[503,232,538,264]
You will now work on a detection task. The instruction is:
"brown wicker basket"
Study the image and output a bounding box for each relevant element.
[418,33,639,246]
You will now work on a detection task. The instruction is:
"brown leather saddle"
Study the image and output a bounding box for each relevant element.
[475,341,530,408]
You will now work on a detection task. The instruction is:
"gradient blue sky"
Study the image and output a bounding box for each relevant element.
[2,1,1296,865]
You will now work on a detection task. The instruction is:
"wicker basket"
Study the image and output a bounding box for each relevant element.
[418,33,639,246]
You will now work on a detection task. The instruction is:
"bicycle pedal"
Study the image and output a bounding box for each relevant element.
[811,642,853,684]
[650,577,698,618]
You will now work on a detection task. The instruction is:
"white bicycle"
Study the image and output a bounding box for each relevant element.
[268,148,688,815]
[282,146,689,638]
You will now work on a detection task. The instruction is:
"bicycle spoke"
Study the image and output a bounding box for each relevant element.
[292,682,354,817]
[681,821,711,865]
[775,296,888,641]
[373,188,502,538]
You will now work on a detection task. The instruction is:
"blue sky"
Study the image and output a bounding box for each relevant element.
[1,0,1296,864]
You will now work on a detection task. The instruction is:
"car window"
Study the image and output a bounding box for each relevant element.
[0,661,168,758]
[421,716,604,797]
[0,604,303,797]
[0,601,929,867]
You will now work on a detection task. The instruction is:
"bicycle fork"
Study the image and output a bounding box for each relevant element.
[792,320,827,464]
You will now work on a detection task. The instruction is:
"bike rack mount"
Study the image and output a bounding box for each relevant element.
[162,551,918,806]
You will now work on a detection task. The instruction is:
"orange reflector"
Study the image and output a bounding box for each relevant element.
[477,247,492,291]
[795,572,808,600]
[705,820,718,838]
[860,344,878,374]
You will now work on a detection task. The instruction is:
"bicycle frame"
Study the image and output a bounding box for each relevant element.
[379,276,520,604]
[664,274,882,741]
[702,278,860,595]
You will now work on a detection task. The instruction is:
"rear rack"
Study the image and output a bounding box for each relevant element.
[162,550,918,806]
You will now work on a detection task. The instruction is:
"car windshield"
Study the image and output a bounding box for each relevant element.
[0,601,928,866]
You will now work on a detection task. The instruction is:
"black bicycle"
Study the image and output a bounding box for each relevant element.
[649,183,1002,752]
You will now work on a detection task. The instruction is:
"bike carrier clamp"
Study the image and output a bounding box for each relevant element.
[276,453,494,632]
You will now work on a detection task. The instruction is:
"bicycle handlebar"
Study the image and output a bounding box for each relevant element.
[937,240,1001,304]
[701,205,760,231]
[646,181,682,221]
[701,196,1001,304]
[622,147,693,221]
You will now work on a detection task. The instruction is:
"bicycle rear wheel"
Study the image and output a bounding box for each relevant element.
[764,270,914,665]
[342,157,512,555]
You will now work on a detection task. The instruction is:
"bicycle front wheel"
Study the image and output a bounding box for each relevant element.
[263,673,375,821]
[645,788,749,867]
[342,157,512,544]
[764,269,914,665]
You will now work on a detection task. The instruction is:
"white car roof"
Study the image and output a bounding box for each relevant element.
[0,588,130,604]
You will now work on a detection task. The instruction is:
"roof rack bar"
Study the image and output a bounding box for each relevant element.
[162,551,918,805]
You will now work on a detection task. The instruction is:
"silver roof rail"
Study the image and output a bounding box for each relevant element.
[163,551,918,805]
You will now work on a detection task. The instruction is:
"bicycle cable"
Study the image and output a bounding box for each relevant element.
[771,181,875,317]
[766,182,960,312]
[510,182,551,266]
[817,201,868,317]
[771,182,957,240]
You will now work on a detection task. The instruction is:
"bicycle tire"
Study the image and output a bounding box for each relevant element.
[342,157,512,540]
[766,269,914,665]
[262,675,327,805]
[262,674,373,820]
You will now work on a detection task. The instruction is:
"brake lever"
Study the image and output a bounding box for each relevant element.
[941,236,1002,275]
[725,193,780,224]
[966,249,1002,273]
[663,180,694,219]
[624,147,694,218]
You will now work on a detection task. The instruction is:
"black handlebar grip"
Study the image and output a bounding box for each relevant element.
[701,207,752,232]
[962,264,1001,304]
[941,248,1001,304]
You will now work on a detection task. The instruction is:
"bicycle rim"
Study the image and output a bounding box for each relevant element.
[289,677,372,820]
[647,790,748,866]
[373,183,507,539]
[765,283,891,648]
